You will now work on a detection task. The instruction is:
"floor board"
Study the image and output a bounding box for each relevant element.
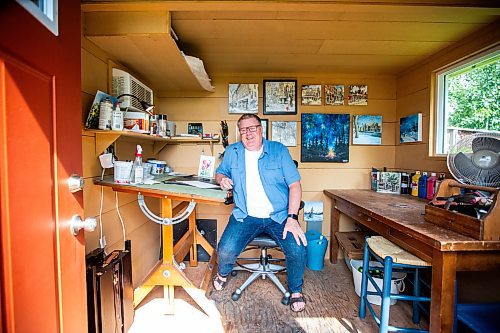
[128,261,428,333]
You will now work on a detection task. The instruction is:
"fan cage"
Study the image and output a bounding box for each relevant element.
[447,132,500,188]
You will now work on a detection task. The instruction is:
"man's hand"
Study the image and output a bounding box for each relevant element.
[219,177,234,190]
[282,218,307,246]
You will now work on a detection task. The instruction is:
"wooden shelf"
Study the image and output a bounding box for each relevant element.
[83,129,219,156]
[82,10,214,92]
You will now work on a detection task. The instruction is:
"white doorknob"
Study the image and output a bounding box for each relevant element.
[70,215,97,236]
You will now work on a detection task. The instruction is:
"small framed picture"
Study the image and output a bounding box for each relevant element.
[325,84,344,106]
[400,113,423,143]
[261,119,269,140]
[352,115,382,145]
[272,121,297,147]
[188,123,203,136]
[348,85,368,106]
[301,84,322,105]
[263,79,297,115]
[228,83,259,114]
[198,155,216,178]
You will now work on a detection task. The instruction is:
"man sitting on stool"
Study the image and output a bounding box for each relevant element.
[213,113,307,312]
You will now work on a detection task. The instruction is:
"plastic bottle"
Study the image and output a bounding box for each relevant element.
[401,172,410,194]
[426,172,437,200]
[411,171,421,197]
[130,145,144,184]
[98,97,113,130]
[111,103,124,131]
[418,172,428,198]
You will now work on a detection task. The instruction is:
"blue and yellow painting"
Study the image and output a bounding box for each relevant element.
[353,115,382,145]
[301,113,350,162]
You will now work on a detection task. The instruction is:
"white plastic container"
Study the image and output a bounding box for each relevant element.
[350,259,406,305]
[113,161,133,184]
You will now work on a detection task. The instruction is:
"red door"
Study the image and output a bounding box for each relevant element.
[0,2,86,333]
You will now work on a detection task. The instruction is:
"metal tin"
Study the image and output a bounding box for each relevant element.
[98,97,113,130]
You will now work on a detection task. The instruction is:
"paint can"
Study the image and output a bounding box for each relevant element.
[148,160,167,175]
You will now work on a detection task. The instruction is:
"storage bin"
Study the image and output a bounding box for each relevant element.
[350,259,406,305]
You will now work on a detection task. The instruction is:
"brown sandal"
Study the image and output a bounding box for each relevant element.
[213,273,228,291]
[290,295,306,312]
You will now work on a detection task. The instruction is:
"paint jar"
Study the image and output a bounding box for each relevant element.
[149,160,167,175]
[113,161,133,184]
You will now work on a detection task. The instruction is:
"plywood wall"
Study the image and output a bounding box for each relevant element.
[395,21,499,175]
[157,74,397,256]
[81,37,161,288]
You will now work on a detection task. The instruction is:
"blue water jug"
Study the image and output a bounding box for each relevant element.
[306,235,328,271]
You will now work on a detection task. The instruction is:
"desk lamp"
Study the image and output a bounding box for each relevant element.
[116,94,155,115]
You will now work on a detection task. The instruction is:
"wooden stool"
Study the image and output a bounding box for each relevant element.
[359,236,431,333]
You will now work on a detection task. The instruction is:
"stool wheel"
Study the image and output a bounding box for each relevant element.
[230,271,238,277]
[281,295,290,306]
[231,292,241,301]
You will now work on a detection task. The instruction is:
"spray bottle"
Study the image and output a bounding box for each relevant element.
[130,145,144,184]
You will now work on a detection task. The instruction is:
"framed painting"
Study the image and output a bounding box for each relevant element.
[400,113,422,143]
[325,84,344,106]
[272,121,297,147]
[263,79,297,115]
[301,113,350,163]
[352,115,382,145]
[228,83,259,114]
[348,85,368,106]
[301,84,322,105]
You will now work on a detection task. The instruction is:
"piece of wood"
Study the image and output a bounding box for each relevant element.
[336,231,366,260]
[330,203,340,263]
[430,250,457,333]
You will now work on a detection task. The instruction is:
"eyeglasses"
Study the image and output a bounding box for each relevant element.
[239,125,261,135]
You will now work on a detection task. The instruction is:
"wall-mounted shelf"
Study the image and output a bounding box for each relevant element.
[82,9,214,92]
[83,130,219,156]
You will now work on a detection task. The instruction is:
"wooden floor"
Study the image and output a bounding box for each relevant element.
[129,261,428,333]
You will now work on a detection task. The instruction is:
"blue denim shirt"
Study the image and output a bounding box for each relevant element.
[216,139,300,224]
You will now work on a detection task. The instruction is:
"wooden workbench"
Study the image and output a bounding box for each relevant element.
[95,177,226,321]
[324,189,500,333]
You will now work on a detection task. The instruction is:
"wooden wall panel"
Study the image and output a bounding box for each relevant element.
[81,37,162,287]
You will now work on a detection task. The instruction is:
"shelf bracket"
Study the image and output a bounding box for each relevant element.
[153,141,169,155]
[94,131,121,156]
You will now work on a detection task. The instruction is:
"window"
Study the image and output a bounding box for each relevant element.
[434,46,499,155]
[16,0,58,36]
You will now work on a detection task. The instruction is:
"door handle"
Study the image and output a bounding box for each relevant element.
[70,215,96,236]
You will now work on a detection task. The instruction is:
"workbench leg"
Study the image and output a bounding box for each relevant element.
[430,250,457,333]
[189,209,198,267]
[330,204,340,263]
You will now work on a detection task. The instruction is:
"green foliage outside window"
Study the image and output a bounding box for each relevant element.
[447,57,499,131]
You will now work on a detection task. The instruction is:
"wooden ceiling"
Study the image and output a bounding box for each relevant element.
[82,1,500,91]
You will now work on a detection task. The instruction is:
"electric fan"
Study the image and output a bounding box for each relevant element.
[447,132,500,188]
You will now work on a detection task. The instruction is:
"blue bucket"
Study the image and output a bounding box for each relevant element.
[305,230,321,242]
[306,235,328,271]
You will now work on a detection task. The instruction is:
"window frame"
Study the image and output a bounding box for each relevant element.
[16,0,58,36]
[432,45,499,156]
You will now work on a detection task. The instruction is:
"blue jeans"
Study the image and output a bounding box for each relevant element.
[217,214,307,293]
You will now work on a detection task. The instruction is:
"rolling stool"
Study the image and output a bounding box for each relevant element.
[359,236,431,333]
[230,234,290,305]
